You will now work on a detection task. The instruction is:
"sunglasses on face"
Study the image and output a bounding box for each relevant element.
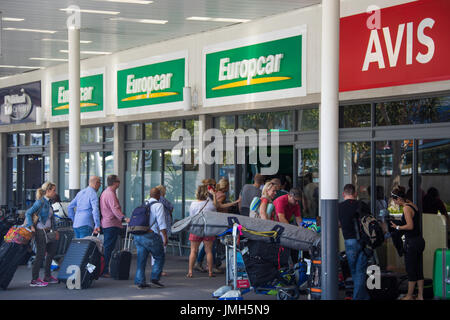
[391,192,399,200]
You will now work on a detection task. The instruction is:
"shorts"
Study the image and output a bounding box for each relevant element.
[189,233,215,242]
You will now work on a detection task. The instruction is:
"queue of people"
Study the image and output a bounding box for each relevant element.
[23,171,435,300]
[24,175,172,289]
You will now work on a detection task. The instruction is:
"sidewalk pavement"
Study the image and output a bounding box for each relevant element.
[0,253,276,300]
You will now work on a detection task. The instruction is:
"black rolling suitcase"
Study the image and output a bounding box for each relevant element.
[0,241,29,290]
[110,225,132,280]
[367,272,399,300]
[57,238,101,289]
[54,227,74,262]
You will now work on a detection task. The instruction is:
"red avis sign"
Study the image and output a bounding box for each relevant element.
[339,0,450,92]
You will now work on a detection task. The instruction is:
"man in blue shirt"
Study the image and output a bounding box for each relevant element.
[68,176,102,238]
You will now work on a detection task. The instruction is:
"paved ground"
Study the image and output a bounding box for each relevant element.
[0,253,280,300]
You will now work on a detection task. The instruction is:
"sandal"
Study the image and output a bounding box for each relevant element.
[186,273,193,278]
[209,273,216,278]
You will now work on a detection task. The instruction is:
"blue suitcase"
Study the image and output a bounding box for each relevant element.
[57,239,101,289]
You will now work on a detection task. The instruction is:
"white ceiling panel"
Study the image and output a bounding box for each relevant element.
[0,0,320,77]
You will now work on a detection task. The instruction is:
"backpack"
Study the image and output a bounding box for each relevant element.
[355,201,385,250]
[128,202,158,235]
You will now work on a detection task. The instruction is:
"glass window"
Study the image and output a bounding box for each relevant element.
[185,119,199,137]
[89,152,103,195]
[163,150,183,220]
[159,120,182,140]
[215,115,235,135]
[127,124,142,141]
[375,140,412,215]
[59,153,69,201]
[298,148,319,218]
[44,156,50,182]
[104,125,114,143]
[418,139,450,214]
[376,96,450,126]
[8,134,17,147]
[59,129,69,145]
[31,133,43,146]
[340,104,371,128]
[340,142,371,204]
[125,151,143,214]
[216,152,236,201]
[238,111,293,132]
[81,127,103,144]
[144,123,154,140]
[44,132,50,146]
[144,150,162,198]
[298,108,319,131]
[185,148,200,218]
[80,152,88,188]
[18,133,28,146]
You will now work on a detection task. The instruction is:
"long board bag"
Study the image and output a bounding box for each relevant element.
[0,242,29,290]
[171,211,321,252]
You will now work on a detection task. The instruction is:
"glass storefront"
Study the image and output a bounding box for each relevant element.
[58,125,114,200]
[123,119,199,220]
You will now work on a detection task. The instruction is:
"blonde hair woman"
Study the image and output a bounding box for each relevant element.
[210,178,241,213]
[187,185,217,278]
[259,181,277,220]
[25,181,58,287]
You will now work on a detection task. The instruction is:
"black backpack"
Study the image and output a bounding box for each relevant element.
[355,201,385,250]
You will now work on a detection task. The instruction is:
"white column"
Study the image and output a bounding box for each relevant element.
[319,0,340,300]
[68,27,81,199]
[0,133,7,206]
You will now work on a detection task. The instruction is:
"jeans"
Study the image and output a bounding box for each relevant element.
[102,227,121,275]
[345,238,370,300]
[74,225,93,239]
[133,232,165,285]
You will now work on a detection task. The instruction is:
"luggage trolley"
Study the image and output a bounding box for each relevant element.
[213,223,308,300]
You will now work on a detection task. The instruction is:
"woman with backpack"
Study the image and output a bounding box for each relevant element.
[390,187,425,300]
[25,181,59,287]
[187,185,218,278]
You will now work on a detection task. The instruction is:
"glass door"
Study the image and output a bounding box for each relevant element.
[297,147,319,218]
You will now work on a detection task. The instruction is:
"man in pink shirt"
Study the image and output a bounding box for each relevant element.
[100,174,130,278]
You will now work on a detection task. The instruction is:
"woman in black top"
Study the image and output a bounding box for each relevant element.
[390,187,426,300]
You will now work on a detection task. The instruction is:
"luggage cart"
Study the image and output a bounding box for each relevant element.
[213,223,305,300]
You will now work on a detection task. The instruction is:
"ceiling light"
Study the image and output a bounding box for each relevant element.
[41,38,92,44]
[60,50,112,55]
[30,57,69,62]
[0,65,44,69]
[186,16,212,21]
[2,17,25,22]
[93,0,153,4]
[4,27,57,34]
[59,8,120,15]
[186,16,250,23]
[109,17,167,24]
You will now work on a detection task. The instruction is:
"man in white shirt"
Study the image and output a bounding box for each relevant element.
[133,188,167,289]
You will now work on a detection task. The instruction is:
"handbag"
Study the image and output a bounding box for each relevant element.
[43,229,59,244]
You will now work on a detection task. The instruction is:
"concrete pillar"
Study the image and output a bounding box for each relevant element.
[0,133,7,206]
[114,122,125,212]
[68,26,81,200]
[320,0,340,300]
[49,128,59,185]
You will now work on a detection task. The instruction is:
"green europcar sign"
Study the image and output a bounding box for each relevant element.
[51,73,104,116]
[203,26,306,107]
[117,55,186,111]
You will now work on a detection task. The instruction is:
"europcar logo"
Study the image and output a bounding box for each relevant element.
[117,57,185,109]
[204,26,306,106]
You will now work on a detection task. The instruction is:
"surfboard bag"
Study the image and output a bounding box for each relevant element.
[171,211,320,251]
